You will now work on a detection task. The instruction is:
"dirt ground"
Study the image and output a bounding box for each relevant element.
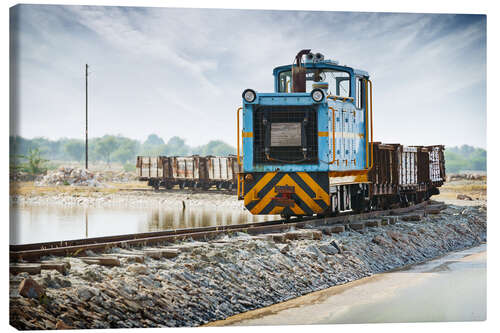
[434,178,487,206]
[9,181,149,197]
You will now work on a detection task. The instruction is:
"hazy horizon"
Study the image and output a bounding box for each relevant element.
[10,5,487,148]
[9,133,487,151]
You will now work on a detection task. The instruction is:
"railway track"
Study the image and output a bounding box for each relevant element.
[10,200,442,262]
[114,186,236,195]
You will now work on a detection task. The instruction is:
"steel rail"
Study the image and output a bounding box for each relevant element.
[10,201,431,262]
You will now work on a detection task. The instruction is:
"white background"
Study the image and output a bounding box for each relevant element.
[2,1,497,332]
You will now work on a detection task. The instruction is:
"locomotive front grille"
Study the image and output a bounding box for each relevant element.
[253,105,318,165]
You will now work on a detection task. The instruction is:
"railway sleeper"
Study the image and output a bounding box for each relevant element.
[142,248,180,259]
[10,261,71,275]
[79,256,121,267]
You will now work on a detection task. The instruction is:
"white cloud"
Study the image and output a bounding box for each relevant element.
[11,6,486,148]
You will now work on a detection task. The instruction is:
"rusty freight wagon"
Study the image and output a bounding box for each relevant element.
[367,143,445,209]
[136,155,239,190]
[136,156,166,181]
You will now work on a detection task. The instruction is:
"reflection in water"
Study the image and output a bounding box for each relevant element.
[10,205,277,244]
[85,208,88,238]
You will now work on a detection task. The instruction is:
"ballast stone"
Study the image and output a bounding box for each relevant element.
[364,219,382,228]
[18,278,45,299]
[349,222,365,230]
[126,264,151,275]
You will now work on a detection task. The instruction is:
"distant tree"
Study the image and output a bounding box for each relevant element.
[63,140,84,161]
[460,144,475,157]
[111,139,140,164]
[203,140,236,155]
[95,136,119,165]
[21,148,49,175]
[445,146,486,173]
[144,134,165,146]
[165,136,190,156]
[140,144,167,156]
[10,135,30,157]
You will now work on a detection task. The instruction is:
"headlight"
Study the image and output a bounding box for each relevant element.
[242,89,256,103]
[311,88,325,102]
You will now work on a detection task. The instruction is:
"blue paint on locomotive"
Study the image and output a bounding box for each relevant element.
[242,60,370,174]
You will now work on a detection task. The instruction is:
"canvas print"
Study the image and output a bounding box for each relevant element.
[9,4,486,329]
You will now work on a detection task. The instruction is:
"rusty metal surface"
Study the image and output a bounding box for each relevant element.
[368,143,398,195]
[367,142,445,198]
[171,156,197,180]
[292,66,306,93]
[136,156,165,179]
[416,146,430,184]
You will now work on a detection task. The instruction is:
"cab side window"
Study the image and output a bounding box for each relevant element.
[279,71,292,93]
[355,77,364,109]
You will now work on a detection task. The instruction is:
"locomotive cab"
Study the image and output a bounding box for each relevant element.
[237,50,374,217]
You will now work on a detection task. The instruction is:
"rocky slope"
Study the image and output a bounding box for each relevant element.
[9,204,486,329]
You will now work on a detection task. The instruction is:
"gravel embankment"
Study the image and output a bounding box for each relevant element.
[9,204,486,329]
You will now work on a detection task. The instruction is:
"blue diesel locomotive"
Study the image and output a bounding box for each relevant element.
[236,50,444,217]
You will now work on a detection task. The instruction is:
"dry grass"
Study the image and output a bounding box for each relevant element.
[441,182,487,194]
[9,181,149,197]
[437,179,487,202]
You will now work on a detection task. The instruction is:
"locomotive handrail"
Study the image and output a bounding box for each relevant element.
[368,79,374,170]
[364,79,374,170]
[328,107,337,164]
[237,173,244,200]
[237,106,243,199]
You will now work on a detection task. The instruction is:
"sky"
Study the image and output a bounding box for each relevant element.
[9,5,486,148]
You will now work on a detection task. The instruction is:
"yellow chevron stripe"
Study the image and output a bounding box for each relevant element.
[250,174,307,215]
[244,172,277,206]
[268,205,304,215]
[250,175,289,214]
[269,206,284,215]
[292,180,323,213]
[318,131,329,137]
[289,200,306,215]
[296,172,330,205]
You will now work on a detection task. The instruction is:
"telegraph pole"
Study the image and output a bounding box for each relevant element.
[85,64,88,170]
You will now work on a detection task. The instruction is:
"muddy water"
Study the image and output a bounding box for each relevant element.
[221,244,486,325]
[10,206,277,244]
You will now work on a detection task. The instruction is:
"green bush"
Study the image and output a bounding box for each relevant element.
[445,145,486,173]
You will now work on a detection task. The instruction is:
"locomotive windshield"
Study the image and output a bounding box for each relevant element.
[278,68,350,97]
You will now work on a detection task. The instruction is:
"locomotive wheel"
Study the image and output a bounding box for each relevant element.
[151,179,160,191]
[351,194,366,213]
[280,213,291,222]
